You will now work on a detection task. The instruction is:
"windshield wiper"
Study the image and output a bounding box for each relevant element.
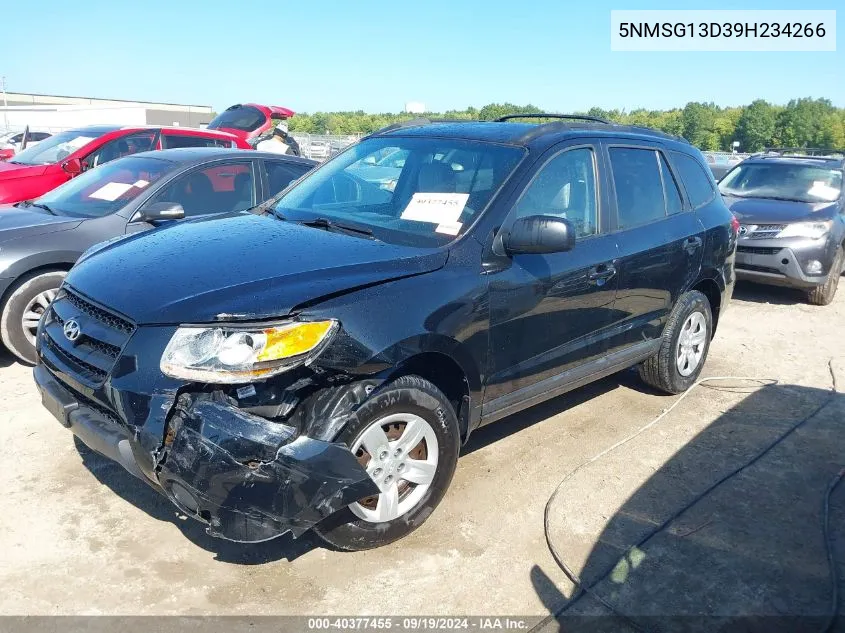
[27,202,57,215]
[299,217,375,239]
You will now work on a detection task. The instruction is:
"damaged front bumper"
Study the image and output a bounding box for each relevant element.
[34,363,379,543]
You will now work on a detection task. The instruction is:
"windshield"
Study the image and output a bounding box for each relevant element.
[719,163,843,203]
[33,156,172,217]
[10,131,97,166]
[207,106,265,132]
[272,137,524,247]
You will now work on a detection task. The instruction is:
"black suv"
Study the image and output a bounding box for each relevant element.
[34,115,737,550]
[719,150,845,305]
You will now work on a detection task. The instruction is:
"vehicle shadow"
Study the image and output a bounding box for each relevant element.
[731,280,810,306]
[463,368,663,455]
[0,347,18,369]
[73,437,321,563]
[529,382,845,633]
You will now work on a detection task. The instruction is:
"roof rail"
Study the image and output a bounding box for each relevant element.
[495,113,611,124]
[760,147,845,158]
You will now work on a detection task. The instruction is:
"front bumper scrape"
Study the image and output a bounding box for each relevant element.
[158,395,379,543]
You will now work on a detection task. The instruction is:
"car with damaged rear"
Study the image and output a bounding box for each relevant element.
[34,115,736,550]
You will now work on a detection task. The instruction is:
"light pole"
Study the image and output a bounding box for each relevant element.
[1,76,7,131]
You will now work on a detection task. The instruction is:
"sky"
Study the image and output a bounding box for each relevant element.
[3,0,843,114]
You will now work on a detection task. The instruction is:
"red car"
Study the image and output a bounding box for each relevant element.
[207,103,296,145]
[0,125,249,205]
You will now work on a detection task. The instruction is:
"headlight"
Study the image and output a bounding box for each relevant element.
[160,320,338,383]
[776,221,832,239]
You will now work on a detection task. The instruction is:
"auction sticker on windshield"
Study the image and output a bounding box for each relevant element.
[401,192,468,225]
[89,182,134,201]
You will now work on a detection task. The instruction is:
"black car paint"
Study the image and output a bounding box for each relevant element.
[35,124,736,543]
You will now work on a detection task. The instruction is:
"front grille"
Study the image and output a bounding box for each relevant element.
[746,224,786,239]
[737,264,783,275]
[40,287,135,386]
[737,246,783,255]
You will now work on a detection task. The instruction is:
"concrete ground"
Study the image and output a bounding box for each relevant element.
[1,281,844,628]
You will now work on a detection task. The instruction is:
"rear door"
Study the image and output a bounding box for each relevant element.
[603,142,705,354]
[484,140,620,413]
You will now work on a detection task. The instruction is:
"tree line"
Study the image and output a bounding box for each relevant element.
[288,98,845,152]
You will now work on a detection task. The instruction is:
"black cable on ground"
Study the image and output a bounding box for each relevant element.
[534,363,841,633]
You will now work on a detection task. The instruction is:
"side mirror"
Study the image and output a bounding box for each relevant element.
[502,215,576,255]
[133,202,186,223]
[61,158,83,176]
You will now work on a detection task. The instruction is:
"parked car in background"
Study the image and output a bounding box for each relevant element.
[720,151,844,305]
[0,125,249,205]
[0,130,52,161]
[0,148,315,363]
[705,153,743,181]
[207,104,296,145]
[35,115,736,551]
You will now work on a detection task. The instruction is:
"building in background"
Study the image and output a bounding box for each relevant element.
[404,102,426,114]
[0,92,214,133]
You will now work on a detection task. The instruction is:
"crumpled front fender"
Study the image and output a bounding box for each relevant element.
[157,397,378,543]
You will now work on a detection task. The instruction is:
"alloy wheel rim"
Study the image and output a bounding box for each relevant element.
[676,311,707,377]
[21,288,59,346]
[349,412,439,523]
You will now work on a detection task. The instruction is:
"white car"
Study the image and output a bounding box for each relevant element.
[0,130,52,157]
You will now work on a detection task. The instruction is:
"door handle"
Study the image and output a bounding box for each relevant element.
[684,236,703,253]
[588,263,616,285]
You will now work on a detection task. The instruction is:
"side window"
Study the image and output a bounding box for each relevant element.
[671,152,716,209]
[161,134,232,149]
[145,161,255,217]
[609,147,665,230]
[264,161,310,197]
[84,132,157,169]
[659,153,683,215]
[513,147,598,239]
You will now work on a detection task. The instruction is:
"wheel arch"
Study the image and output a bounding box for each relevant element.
[689,276,723,334]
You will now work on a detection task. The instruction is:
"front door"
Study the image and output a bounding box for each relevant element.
[484,142,620,417]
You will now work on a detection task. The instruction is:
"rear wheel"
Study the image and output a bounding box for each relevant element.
[313,375,459,551]
[0,271,65,365]
[807,248,843,306]
[638,290,713,394]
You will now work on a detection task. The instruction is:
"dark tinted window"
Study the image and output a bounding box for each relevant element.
[207,105,265,132]
[265,161,310,196]
[146,161,255,217]
[609,148,665,229]
[161,134,232,149]
[514,147,598,238]
[85,132,157,169]
[660,153,683,215]
[672,152,716,208]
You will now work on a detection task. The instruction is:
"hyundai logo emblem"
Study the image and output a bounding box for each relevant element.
[63,319,81,342]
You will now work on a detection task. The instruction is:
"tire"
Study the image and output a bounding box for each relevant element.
[807,249,843,306]
[638,290,713,395]
[313,375,460,551]
[0,270,65,365]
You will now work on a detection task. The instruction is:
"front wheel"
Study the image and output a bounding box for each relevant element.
[313,375,460,551]
[0,270,66,365]
[638,290,713,394]
[807,248,843,306]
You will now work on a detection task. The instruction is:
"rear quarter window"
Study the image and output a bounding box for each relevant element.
[671,152,717,209]
[162,135,233,149]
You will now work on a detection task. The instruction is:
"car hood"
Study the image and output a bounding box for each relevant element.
[66,212,448,325]
[0,161,47,179]
[0,205,82,243]
[723,195,838,223]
